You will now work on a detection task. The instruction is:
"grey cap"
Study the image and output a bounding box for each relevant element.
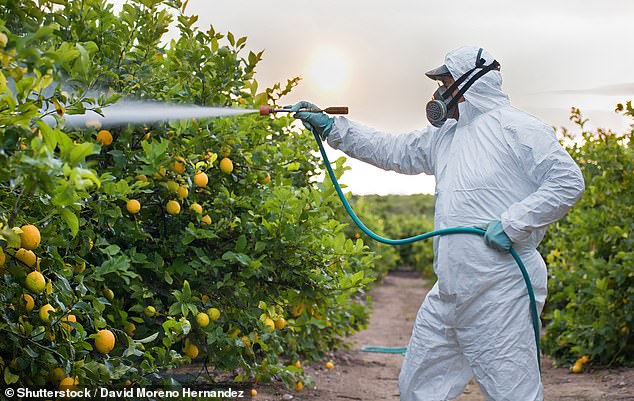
[425,64,451,80]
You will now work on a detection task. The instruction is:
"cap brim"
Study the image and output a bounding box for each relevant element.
[425,64,451,80]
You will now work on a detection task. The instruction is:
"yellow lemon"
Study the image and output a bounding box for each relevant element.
[201,215,212,226]
[0,32,8,48]
[292,304,305,317]
[264,317,275,331]
[325,361,334,369]
[39,304,55,323]
[126,199,141,214]
[166,180,179,193]
[207,307,220,321]
[20,224,41,250]
[274,318,287,330]
[189,203,203,215]
[125,322,136,336]
[259,173,271,185]
[219,158,233,174]
[96,130,113,146]
[172,157,186,174]
[177,185,189,199]
[294,360,301,369]
[61,314,77,331]
[73,260,86,274]
[15,248,36,267]
[184,343,199,359]
[25,271,46,293]
[251,389,257,397]
[94,329,116,354]
[103,288,114,301]
[20,294,35,312]
[145,305,157,317]
[59,376,78,391]
[571,362,583,373]
[166,200,181,215]
[201,295,209,303]
[295,381,303,392]
[195,312,210,328]
[193,171,208,188]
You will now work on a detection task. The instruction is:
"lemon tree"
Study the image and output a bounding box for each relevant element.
[0,0,375,390]
[541,107,633,367]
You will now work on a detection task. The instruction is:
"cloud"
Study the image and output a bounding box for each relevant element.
[539,83,634,96]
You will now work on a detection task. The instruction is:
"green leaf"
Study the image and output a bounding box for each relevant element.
[70,142,99,164]
[254,92,268,106]
[103,245,121,256]
[222,251,251,266]
[61,208,79,236]
[4,367,19,384]
[236,235,247,252]
[94,256,132,278]
[168,302,181,317]
[137,332,159,344]
[182,280,192,300]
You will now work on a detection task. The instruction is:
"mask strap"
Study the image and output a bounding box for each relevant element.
[444,60,500,110]
[439,48,494,101]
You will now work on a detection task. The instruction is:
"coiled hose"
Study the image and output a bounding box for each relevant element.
[311,131,542,372]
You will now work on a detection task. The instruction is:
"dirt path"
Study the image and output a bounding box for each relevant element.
[257,271,634,401]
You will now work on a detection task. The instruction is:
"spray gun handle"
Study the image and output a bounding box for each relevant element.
[320,106,348,115]
[299,106,349,114]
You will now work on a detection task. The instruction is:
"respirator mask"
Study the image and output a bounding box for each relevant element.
[426,48,501,127]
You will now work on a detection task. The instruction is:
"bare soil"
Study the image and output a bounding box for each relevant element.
[256,271,634,401]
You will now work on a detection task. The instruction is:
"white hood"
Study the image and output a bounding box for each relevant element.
[444,46,510,115]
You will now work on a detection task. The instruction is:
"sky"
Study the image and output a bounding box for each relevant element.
[111,0,634,195]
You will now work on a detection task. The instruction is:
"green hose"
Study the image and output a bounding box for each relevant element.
[312,131,542,372]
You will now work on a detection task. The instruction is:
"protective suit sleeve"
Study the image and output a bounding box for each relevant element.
[500,121,585,242]
[326,116,438,175]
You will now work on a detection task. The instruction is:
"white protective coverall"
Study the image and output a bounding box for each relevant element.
[325,46,585,400]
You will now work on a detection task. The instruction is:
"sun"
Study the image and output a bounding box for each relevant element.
[308,47,348,92]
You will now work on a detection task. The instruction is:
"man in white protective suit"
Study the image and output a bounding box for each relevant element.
[289,46,585,400]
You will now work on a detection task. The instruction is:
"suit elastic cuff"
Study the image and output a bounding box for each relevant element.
[326,117,348,149]
[500,214,530,243]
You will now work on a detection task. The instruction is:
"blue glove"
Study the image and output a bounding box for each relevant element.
[287,101,334,140]
[484,220,513,253]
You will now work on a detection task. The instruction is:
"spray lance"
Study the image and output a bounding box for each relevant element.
[259,105,349,116]
[264,104,542,372]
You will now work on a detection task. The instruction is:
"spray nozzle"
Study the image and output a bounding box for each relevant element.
[259,105,348,116]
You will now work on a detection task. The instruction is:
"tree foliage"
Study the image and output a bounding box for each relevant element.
[541,106,633,367]
[0,0,376,389]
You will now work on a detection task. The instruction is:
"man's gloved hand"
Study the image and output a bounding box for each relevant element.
[287,101,334,140]
[484,220,513,253]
